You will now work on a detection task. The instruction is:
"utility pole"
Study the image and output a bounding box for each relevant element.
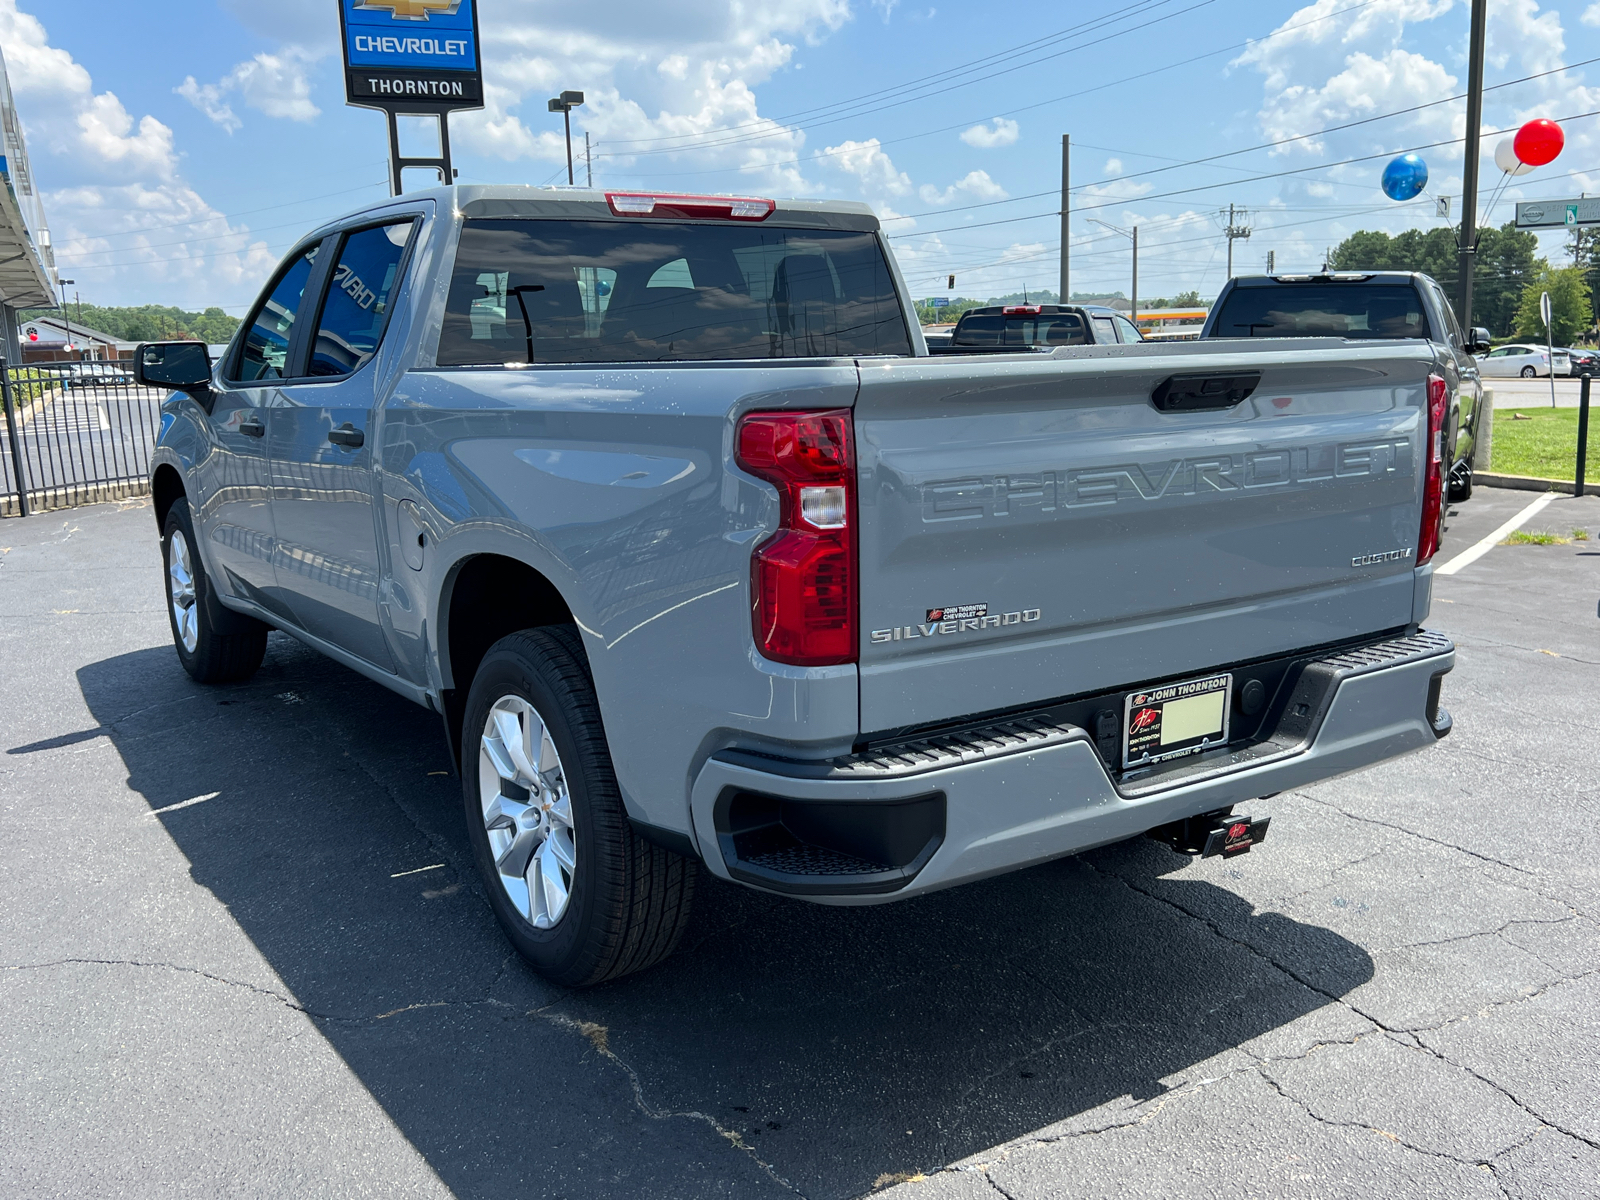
[585,131,593,188]
[1131,225,1138,322]
[1059,134,1070,305]
[1456,0,1488,332]
[1223,203,1252,278]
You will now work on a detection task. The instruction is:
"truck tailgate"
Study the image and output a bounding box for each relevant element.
[855,341,1432,733]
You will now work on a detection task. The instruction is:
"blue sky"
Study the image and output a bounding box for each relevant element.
[3,0,1597,316]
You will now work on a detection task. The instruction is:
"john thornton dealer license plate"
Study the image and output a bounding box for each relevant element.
[1123,672,1233,769]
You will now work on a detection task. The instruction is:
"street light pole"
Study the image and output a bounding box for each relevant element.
[58,277,75,361]
[1089,219,1138,321]
[547,90,585,185]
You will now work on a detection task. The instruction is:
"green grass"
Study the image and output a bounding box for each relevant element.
[1489,408,1600,483]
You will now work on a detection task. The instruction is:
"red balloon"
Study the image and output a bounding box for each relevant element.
[1513,119,1564,167]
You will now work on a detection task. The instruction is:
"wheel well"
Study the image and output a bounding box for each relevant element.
[441,554,577,762]
[151,465,185,532]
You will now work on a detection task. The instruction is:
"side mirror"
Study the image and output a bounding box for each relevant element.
[1469,327,1492,354]
[136,341,212,392]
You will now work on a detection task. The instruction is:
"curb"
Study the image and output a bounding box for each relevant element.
[1476,472,1590,495]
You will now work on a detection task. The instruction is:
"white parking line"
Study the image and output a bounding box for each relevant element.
[147,791,221,816]
[1434,492,1559,576]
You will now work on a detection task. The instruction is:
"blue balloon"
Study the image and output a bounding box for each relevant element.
[1381,153,1429,201]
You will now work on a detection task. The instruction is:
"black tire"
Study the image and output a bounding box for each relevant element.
[161,497,269,684]
[461,626,696,987]
[1521,365,1537,377]
[1449,462,1474,503]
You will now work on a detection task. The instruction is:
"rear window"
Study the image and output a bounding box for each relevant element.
[1210,284,1433,339]
[436,219,912,365]
[953,311,1088,347]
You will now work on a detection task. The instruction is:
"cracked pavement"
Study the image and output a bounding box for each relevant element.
[2,489,1597,1199]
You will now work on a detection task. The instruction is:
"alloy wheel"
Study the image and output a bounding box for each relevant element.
[478,695,577,928]
[168,530,199,653]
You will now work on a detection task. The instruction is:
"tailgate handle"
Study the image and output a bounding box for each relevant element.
[1151,372,1261,413]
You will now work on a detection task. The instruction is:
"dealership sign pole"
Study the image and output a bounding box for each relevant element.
[338,0,484,195]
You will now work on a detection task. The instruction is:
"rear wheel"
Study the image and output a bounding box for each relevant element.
[162,498,268,683]
[462,626,696,986]
[1448,461,1473,503]
[1520,365,1537,377]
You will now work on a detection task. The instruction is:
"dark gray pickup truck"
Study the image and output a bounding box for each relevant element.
[1201,271,1486,501]
[139,187,1456,985]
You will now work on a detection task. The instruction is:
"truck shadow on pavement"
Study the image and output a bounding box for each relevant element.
[73,639,1374,1200]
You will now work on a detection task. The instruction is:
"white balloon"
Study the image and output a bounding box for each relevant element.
[1495,136,1534,176]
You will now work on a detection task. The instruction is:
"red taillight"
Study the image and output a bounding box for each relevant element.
[736,409,856,666]
[1002,304,1043,315]
[605,192,775,221]
[1418,373,1448,565]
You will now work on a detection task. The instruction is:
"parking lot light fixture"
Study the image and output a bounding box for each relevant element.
[547,91,585,185]
[1088,220,1138,322]
[58,278,76,360]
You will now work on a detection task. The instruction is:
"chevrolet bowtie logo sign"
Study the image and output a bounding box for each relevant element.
[354,0,461,19]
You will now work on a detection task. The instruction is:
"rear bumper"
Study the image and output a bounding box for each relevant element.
[689,631,1454,904]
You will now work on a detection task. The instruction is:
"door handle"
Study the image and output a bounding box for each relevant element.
[238,418,265,438]
[328,423,365,448]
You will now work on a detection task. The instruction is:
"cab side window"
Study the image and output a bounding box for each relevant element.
[1114,315,1144,343]
[231,246,319,383]
[307,220,416,378]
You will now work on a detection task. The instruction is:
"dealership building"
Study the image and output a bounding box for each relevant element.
[0,44,59,364]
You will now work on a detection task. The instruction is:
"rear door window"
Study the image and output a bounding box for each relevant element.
[231,247,318,383]
[1092,316,1117,343]
[306,220,416,377]
[436,219,911,364]
[952,312,1087,347]
[1210,284,1434,339]
[1113,315,1143,343]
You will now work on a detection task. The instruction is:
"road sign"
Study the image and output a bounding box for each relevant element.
[929,297,950,309]
[1515,197,1600,228]
[1541,290,1552,325]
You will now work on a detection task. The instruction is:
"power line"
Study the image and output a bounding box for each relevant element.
[597,0,1387,176]
[888,108,1600,240]
[600,0,1203,150]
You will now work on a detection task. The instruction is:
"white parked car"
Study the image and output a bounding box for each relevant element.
[1477,343,1570,378]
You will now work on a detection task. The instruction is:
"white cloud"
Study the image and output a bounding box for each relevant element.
[175,78,239,134]
[178,48,321,132]
[826,138,912,195]
[0,0,177,178]
[872,0,900,22]
[0,0,293,307]
[960,118,1018,148]
[1585,3,1600,26]
[447,1,850,190]
[918,169,1007,206]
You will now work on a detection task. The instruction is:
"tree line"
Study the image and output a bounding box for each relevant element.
[18,303,240,345]
[1328,221,1596,345]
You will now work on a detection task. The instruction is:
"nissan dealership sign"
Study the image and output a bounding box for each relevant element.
[339,0,483,109]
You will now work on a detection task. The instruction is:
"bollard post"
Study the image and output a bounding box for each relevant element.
[1,356,29,518]
[1577,372,1591,499]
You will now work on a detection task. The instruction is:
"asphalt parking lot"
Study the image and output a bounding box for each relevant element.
[2,490,1597,1199]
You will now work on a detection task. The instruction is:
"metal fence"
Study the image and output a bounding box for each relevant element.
[1,359,165,518]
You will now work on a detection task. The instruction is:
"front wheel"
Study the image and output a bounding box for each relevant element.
[1520,365,1538,377]
[462,626,696,986]
[162,498,268,683]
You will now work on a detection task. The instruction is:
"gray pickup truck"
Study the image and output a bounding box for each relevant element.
[140,186,1456,986]
[1200,271,1487,501]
